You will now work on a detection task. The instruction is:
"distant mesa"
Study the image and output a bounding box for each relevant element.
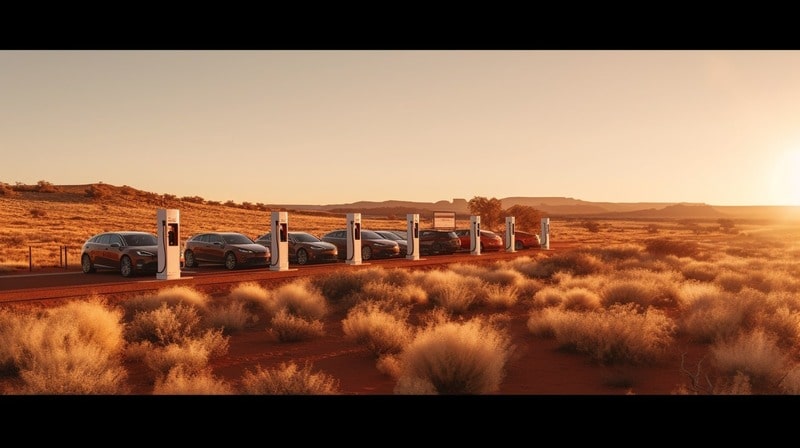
[6,182,800,221]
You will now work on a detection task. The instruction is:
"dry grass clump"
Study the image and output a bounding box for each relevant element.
[341,300,413,356]
[562,287,603,311]
[710,329,789,391]
[3,297,129,394]
[531,286,566,308]
[678,285,762,343]
[126,302,202,345]
[601,269,681,309]
[120,285,211,320]
[136,330,230,378]
[449,263,526,288]
[152,365,234,395]
[412,269,483,314]
[311,267,387,310]
[271,279,327,321]
[480,283,520,309]
[240,361,340,395]
[394,315,512,394]
[227,281,274,314]
[269,310,325,342]
[680,261,720,282]
[526,250,605,279]
[527,303,675,365]
[204,300,259,334]
[715,270,748,293]
[644,237,700,258]
[357,280,428,306]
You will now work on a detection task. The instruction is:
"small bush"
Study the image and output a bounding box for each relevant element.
[153,365,234,395]
[269,310,325,342]
[341,301,413,356]
[711,329,788,390]
[240,362,340,395]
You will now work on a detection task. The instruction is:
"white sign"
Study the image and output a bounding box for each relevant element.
[433,211,456,230]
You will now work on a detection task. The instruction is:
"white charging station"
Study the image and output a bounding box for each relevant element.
[270,211,289,271]
[505,216,516,253]
[157,208,181,280]
[470,215,481,256]
[541,217,550,250]
[406,213,420,260]
[346,212,362,265]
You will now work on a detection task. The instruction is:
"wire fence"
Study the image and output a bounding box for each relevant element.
[24,245,79,271]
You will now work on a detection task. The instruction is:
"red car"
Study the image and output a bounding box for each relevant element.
[454,229,504,252]
[505,230,541,250]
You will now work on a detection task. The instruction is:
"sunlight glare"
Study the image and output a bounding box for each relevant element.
[770,149,800,206]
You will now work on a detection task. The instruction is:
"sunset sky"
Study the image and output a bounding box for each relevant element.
[3,50,800,206]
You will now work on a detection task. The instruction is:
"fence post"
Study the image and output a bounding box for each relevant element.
[29,246,32,272]
[65,245,68,270]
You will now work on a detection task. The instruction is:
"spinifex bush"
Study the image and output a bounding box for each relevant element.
[341,300,413,356]
[139,329,229,377]
[527,303,675,365]
[240,361,340,395]
[121,285,210,320]
[269,310,325,342]
[204,300,258,334]
[413,269,483,314]
[8,297,129,394]
[678,285,762,343]
[126,302,202,345]
[644,237,700,258]
[153,365,234,395]
[356,280,428,306]
[311,267,387,310]
[227,281,274,314]
[394,315,512,394]
[271,279,327,321]
[711,329,789,391]
[526,250,605,279]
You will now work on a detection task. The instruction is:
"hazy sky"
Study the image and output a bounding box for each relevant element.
[3,50,800,206]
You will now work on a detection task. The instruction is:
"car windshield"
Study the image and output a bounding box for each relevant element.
[123,234,157,246]
[293,232,321,243]
[223,234,254,244]
[377,231,403,241]
[360,230,383,240]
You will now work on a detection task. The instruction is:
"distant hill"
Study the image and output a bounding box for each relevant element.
[5,182,799,222]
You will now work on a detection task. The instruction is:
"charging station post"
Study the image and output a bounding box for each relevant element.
[270,211,289,271]
[541,217,550,250]
[346,213,362,265]
[406,213,420,260]
[470,215,481,256]
[157,208,181,280]
[505,216,516,253]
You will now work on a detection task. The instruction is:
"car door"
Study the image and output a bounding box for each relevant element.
[206,233,225,263]
[93,233,112,267]
[106,233,126,268]
[193,234,212,262]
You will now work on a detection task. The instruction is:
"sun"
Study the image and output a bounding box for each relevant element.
[769,149,800,206]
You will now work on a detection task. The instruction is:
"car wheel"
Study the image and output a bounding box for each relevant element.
[120,256,133,277]
[432,242,443,254]
[515,241,524,251]
[184,250,196,267]
[225,252,237,270]
[296,248,309,265]
[81,254,95,273]
[361,245,372,260]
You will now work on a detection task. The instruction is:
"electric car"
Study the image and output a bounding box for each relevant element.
[454,229,504,252]
[321,229,400,261]
[254,231,338,265]
[505,230,541,250]
[418,229,461,255]
[183,232,270,270]
[372,230,408,257]
[81,231,159,277]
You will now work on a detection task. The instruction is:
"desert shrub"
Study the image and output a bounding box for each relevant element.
[376,354,402,379]
[227,281,275,314]
[531,286,566,308]
[381,268,413,286]
[584,244,645,263]
[311,267,387,309]
[601,280,662,309]
[35,180,59,193]
[449,263,525,288]
[479,283,519,309]
[152,365,234,395]
[0,309,29,375]
[181,195,206,204]
[743,269,795,294]
[269,310,325,342]
[140,329,229,377]
[125,303,202,345]
[644,238,700,258]
[394,316,512,394]
[754,305,800,349]
[9,298,129,394]
[528,250,605,279]
[121,286,210,320]
[0,183,16,196]
[715,271,748,293]
[711,329,788,390]
[679,286,762,343]
[500,254,547,278]
[562,287,603,311]
[357,280,428,306]
[272,279,327,320]
[204,300,259,334]
[413,269,483,314]
[681,261,719,282]
[240,362,340,395]
[341,300,413,356]
[528,303,675,365]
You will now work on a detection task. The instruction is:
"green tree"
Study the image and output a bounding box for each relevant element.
[467,196,504,230]
[503,204,544,232]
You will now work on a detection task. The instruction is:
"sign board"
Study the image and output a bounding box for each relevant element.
[433,211,456,230]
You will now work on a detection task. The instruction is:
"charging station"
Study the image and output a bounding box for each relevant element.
[541,217,550,250]
[270,211,289,271]
[470,215,481,256]
[406,213,420,260]
[346,213,362,265]
[505,216,516,253]
[157,208,181,280]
